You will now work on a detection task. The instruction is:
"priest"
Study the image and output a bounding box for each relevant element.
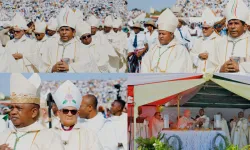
[0,46,22,72]
[79,94,117,150]
[46,18,59,40]
[141,9,193,73]
[178,109,194,129]
[231,111,248,148]
[39,6,94,73]
[5,13,40,72]
[212,0,250,73]
[51,80,102,150]
[191,7,221,73]
[196,109,210,129]
[0,73,63,150]
[34,20,48,56]
[110,100,128,150]
[148,112,164,138]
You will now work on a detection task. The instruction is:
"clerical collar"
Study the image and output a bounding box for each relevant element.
[228,32,248,42]
[58,38,75,46]
[61,124,74,131]
[13,121,44,133]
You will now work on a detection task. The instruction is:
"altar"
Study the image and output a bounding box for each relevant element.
[161,130,226,150]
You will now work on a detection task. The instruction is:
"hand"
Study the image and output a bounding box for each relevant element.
[220,59,239,73]
[52,61,69,72]
[12,53,23,60]
[136,50,145,58]
[0,144,13,150]
[199,53,209,60]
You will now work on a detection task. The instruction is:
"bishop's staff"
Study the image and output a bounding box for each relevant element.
[46,93,54,128]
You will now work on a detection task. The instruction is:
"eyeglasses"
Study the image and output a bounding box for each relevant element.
[80,34,91,40]
[62,109,78,115]
[202,27,211,30]
[14,30,22,34]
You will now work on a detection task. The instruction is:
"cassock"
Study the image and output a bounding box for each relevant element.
[0,46,22,72]
[212,33,250,73]
[231,118,248,149]
[148,117,164,138]
[141,38,193,73]
[109,113,128,150]
[5,35,40,72]
[0,122,63,150]
[39,38,99,73]
[81,113,118,150]
[191,32,221,73]
[145,29,158,50]
[51,123,102,150]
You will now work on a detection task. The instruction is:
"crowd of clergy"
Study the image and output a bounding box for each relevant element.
[0,3,129,73]
[0,73,128,150]
[147,109,250,149]
[127,0,250,74]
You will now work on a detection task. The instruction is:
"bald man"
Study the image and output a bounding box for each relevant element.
[79,94,118,150]
[178,110,194,129]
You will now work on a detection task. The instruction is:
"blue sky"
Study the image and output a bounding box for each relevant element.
[0,73,127,96]
[127,0,177,12]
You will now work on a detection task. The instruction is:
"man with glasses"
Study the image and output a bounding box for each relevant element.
[33,20,48,56]
[5,13,40,72]
[79,94,117,150]
[213,0,250,73]
[46,18,59,40]
[51,80,102,150]
[0,73,63,150]
[190,7,221,73]
[39,6,93,73]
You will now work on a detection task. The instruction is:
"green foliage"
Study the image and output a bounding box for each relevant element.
[136,133,173,150]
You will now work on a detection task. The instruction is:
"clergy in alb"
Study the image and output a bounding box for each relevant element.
[46,18,59,40]
[79,94,117,150]
[5,13,40,73]
[178,109,194,129]
[33,20,48,56]
[51,80,102,150]
[213,0,250,73]
[39,6,94,73]
[141,9,193,73]
[191,7,221,73]
[148,112,164,138]
[231,111,248,149]
[0,73,63,150]
[110,100,128,150]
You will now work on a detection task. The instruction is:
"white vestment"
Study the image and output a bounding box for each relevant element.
[5,35,40,72]
[191,32,221,73]
[221,118,230,143]
[178,116,194,129]
[0,115,7,133]
[109,113,128,150]
[197,115,210,129]
[51,123,103,150]
[148,117,164,138]
[81,113,118,150]
[0,46,22,72]
[141,38,193,73]
[39,38,99,73]
[212,33,250,73]
[0,122,64,150]
[34,36,48,56]
[231,118,248,149]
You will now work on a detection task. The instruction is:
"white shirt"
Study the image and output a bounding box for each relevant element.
[128,31,147,53]
[81,113,118,150]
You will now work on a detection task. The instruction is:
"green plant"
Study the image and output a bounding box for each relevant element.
[136,133,173,150]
